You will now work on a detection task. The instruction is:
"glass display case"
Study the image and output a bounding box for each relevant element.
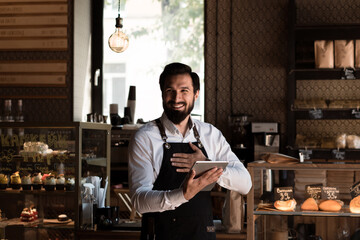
[246,161,360,240]
[0,122,111,240]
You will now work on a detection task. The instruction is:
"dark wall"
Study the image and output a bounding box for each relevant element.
[205,0,360,146]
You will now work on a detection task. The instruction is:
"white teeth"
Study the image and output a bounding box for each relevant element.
[172,104,184,109]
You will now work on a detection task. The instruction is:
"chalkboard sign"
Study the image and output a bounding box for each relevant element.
[350,181,360,199]
[0,162,15,175]
[321,186,339,200]
[305,184,323,200]
[274,187,294,201]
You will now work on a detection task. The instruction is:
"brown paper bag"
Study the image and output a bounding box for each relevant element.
[335,40,354,68]
[355,39,360,68]
[222,190,244,233]
[314,40,334,68]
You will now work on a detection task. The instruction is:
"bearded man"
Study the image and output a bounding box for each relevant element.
[128,62,252,240]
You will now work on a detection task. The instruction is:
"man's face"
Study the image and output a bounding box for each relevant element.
[162,73,199,124]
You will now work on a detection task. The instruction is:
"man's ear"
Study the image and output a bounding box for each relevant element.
[194,90,199,100]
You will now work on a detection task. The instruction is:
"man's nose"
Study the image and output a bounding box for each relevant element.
[172,91,181,101]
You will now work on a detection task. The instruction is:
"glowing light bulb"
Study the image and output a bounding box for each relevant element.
[108,17,129,53]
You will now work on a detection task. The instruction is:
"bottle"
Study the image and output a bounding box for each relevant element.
[3,99,14,137]
[15,99,24,122]
[3,99,14,122]
[15,100,24,137]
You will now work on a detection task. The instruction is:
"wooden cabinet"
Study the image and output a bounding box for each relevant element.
[287,0,360,160]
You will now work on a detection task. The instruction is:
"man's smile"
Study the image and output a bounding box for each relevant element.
[169,102,186,110]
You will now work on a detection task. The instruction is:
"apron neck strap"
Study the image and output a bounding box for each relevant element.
[155,118,203,148]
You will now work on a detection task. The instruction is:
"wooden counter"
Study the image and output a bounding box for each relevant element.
[77,230,246,240]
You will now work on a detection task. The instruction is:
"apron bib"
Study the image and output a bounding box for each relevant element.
[141,119,216,240]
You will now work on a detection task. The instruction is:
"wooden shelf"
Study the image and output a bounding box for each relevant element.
[254,206,360,217]
[295,24,360,40]
[292,109,359,119]
[287,148,360,160]
[290,68,360,80]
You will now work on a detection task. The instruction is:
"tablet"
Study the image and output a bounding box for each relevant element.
[187,161,228,191]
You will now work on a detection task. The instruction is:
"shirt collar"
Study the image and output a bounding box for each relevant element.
[160,112,194,135]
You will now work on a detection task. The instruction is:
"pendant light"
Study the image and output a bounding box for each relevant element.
[108,0,129,53]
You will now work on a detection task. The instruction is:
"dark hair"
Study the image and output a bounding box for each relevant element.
[159,62,200,93]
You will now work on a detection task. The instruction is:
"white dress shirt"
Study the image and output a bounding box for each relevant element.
[128,113,252,214]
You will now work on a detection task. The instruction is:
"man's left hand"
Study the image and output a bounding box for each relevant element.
[171,142,207,172]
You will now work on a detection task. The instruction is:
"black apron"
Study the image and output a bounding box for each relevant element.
[141,118,216,240]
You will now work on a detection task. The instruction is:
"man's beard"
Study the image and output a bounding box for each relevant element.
[163,99,195,124]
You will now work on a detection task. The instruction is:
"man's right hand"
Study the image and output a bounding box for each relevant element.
[182,167,223,200]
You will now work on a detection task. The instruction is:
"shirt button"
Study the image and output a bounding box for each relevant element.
[172,218,176,222]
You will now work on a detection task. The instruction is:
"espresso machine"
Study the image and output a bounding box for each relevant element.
[228,114,253,166]
[251,122,280,161]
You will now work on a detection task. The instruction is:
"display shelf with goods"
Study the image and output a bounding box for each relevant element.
[287,0,360,160]
[246,161,360,240]
[0,122,111,240]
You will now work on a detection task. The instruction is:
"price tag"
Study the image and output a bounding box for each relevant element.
[0,162,15,175]
[331,149,345,160]
[309,109,323,119]
[321,186,339,200]
[342,68,356,80]
[350,181,360,199]
[305,184,323,200]
[274,187,294,201]
[299,149,312,160]
[352,109,360,119]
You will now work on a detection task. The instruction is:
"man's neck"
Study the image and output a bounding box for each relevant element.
[174,116,191,137]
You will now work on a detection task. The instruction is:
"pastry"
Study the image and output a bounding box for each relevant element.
[20,208,34,222]
[350,195,360,213]
[65,177,75,191]
[23,141,52,154]
[31,207,38,220]
[32,172,42,190]
[10,172,21,189]
[44,176,56,191]
[56,174,65,190]
[20,207,38,222]
[346,135,360,149]
[301,197,318,211]
[0,174,8,190]
[58,214,69,222]
[21,174,32,191]
[41,173,51,182]
[274,199,297,211]
[336,134,347,149]
[318,199,342,212]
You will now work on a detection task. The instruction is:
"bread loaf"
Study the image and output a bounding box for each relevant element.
[274,199,297,211]
[318,199,342,212]
[350,196,360,213]
[301,197,318,211]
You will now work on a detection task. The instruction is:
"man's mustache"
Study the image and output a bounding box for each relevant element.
[167,101,186,106]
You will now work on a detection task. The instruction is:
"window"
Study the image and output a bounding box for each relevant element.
[103,0,204,122]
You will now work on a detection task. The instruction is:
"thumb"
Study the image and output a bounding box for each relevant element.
[189,142,199,151]
[189,169,196,180]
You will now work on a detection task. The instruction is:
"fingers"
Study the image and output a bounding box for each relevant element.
[204,167,223,179]
[172,153,190,158]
